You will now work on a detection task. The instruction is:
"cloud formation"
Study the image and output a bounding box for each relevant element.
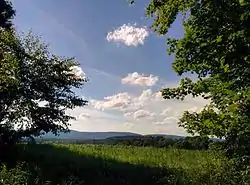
[68,71,208,136]
[92,92,132,110]
[132,109,156,120]
[107,24,149,46]
[121,72,159,86]
[67,66,86,80]
[68,107,133,133]
[90,86,209,135]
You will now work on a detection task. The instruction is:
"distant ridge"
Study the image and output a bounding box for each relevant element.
[39,130,141,140]
[38,130,184,141]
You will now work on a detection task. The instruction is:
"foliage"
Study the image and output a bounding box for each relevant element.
[113,136,215,150]
[0,29,88,146]
[0,1,88,149]
[0,143,246,185]
[0,0,88,148]
[145,0,250,164]
[0,163,29,185]
[0,0,15,29]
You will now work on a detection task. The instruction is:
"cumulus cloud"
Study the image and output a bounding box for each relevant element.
[106,23,149,46]
[138,89,153,101]
[92,92,132,110]
[68,107,134,133]
[67,70,208,135]
[125,109,155,120]
[91,89,156,112]
[90,88,209,135]
[133,109,155,120]
[121,72,159,86]
[65,65,86,80]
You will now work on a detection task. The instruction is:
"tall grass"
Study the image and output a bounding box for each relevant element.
[0,144,243,185]
[64,144,224,171]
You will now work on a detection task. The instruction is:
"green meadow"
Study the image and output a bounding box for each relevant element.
[0,144,241,185]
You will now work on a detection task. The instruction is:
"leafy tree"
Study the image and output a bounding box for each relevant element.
[144,0,250,164]
[0,1,88,147]
[114,135,214,150]
[0,0,15,29]
[0,29,88,145]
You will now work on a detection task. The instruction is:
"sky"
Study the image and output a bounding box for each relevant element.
[11,0,208,135]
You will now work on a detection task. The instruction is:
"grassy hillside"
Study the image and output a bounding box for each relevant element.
[0,144,242,185]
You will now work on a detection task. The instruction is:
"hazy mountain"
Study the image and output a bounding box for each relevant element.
[107,134,184,141]
[37,130,185,141]
[39,130,141,140]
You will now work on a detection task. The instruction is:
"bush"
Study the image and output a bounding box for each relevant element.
[0,163,29,185]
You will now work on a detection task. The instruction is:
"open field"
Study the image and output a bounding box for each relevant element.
[0,144,242,185]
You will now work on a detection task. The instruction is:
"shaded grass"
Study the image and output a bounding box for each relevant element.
[0,144,241,185]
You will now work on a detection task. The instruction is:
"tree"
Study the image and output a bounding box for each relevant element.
[145,0,250,164]
[0,29,88,144]
[0,0,15,29]
[0,1,88,162]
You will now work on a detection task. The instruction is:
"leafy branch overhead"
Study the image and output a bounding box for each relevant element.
[0,0,15,29]
[144,0,250,161]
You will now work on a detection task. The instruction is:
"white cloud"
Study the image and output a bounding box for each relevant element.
[134,109,155,120]
[106,23,149,46]
[92,92,132,110]
[67,106,183,135]
[64,65,86,80]
[90,88,209,135]
[138,89,153,101]
[121,72,159,86]
[68,107,134,133]
[159,117,180,125]
[70,66,84,76]
[160,108,171,116]
[64,70,208,136]
[128,109,156,120]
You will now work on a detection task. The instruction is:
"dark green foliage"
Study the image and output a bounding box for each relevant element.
[173,136,212,150]
[0,30,88,144]
[0,2,88,151]
[145,0,250,166]
[113,136,215,150]
[0,0,15,29]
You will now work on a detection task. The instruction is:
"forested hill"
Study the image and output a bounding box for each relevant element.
[37,130,187,141]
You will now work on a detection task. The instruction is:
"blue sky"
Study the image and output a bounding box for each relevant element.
[12,0,207,135]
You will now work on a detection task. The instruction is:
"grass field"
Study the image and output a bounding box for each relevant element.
[0,144,242,185]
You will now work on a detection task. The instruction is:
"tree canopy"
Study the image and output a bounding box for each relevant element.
[0,0,15,29]
[144,0,250,161]
[0,1,88,144]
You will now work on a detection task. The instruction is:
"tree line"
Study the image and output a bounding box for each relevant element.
[112,136,221,150]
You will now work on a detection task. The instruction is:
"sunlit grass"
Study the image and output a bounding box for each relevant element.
[62,144,225,170]
[0,144,239,185]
